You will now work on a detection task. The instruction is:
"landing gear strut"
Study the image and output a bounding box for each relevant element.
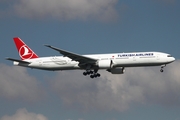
[160,64,166,72]
[83,70,100,78]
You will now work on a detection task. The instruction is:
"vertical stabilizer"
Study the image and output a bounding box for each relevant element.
[13,37,39,60]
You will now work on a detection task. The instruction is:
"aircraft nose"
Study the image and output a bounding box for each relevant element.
[172,57,175,62]
[169,57,175,63]
[167,55,175,63]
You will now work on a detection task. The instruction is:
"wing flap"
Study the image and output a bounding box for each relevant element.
[44,45,97,64]
[6,58,30,64]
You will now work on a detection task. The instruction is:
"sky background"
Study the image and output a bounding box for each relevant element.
[0,0,180,120]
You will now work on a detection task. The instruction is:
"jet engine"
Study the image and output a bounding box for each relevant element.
[98,60,111,68]
[107,67,125,74]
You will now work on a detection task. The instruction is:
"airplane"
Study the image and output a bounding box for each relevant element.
[6,37,175,78]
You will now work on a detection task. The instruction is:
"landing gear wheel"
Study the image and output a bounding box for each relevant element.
[83,69,101,78]
[90,75,94,78]
[94,74,97,78]
[97,73,100,77]
[83,72,87,76]
[90,71,93,74]
[160,69,164,72]
[89,73,101,78]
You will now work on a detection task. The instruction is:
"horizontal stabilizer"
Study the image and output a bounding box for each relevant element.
[6,58,30,64]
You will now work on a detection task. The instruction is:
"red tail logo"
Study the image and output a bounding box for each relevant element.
[13,37,39,60]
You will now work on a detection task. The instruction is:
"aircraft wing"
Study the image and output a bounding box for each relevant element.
[6,58,30,64]
[44,45,97,64]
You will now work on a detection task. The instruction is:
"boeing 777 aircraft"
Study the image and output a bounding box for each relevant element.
[6,37,175,78]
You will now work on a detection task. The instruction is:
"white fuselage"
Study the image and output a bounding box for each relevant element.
[14,52,175,71]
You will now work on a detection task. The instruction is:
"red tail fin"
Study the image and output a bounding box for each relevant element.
[13,37,39,60]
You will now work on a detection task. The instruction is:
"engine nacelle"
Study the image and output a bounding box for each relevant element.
[107,67,125,74]
[98,60,111,69]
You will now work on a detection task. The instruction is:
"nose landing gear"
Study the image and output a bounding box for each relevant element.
[160,64,166,72]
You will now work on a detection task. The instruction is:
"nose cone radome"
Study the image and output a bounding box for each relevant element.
[168,57,175,63]
[172,57,175,62]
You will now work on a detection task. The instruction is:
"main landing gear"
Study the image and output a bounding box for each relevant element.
[83,70,101,78]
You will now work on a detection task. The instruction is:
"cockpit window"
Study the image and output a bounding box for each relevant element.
[167,55,172,57]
